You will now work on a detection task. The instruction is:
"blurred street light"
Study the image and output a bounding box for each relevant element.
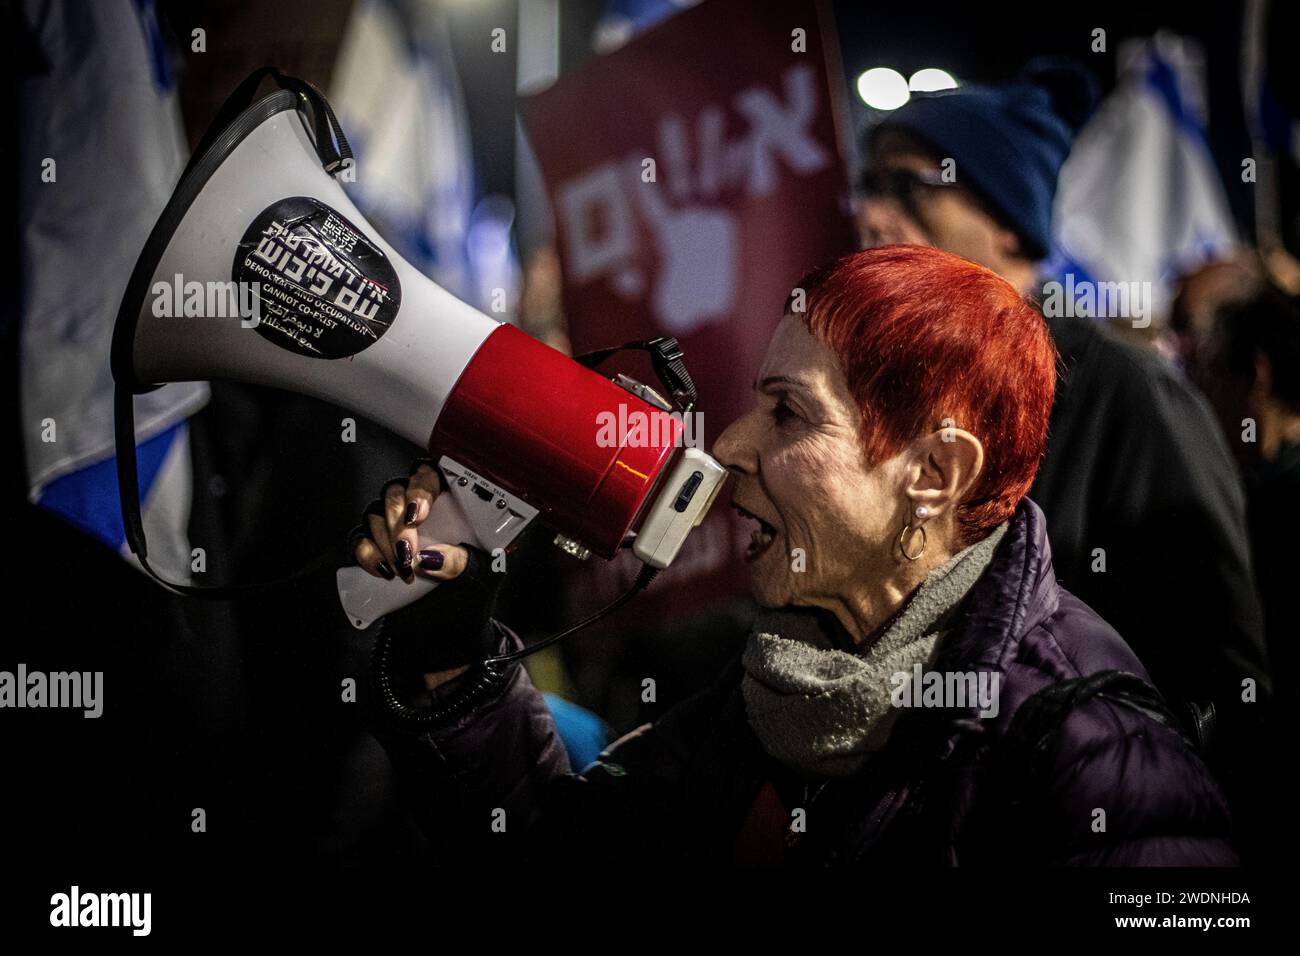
[908,67,958,92]
[856,67,910,110]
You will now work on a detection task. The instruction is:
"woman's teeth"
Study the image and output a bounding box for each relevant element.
[734,503,778,560]
[743,518,777,559]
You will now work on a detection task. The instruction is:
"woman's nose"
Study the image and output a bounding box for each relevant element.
[857,196,907,248]
[713,412,758,475]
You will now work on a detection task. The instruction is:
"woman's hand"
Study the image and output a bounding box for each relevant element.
[352,461,470,584]
[350,461,507,690]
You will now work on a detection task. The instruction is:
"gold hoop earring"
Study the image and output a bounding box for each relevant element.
[898,522,927,562]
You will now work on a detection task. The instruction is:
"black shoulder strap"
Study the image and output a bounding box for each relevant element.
[183,67,351,180]
[956,670,1200,864]
[853,671,1208,865]
[999,670,1196,783]
[1001,672,1196,840]
[115,385,340,598]
[574,336,697,414]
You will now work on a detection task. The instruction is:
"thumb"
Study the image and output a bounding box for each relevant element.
[412,543,471,582]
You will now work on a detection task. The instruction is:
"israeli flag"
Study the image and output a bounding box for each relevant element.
[331,0,478,306]
[593,0,700,52]
[1046,34,1239,327]
[19,0,207,580]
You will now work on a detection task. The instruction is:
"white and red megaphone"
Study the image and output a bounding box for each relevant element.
[113,70,726,628]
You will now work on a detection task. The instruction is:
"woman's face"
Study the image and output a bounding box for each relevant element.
[713,315,905,614]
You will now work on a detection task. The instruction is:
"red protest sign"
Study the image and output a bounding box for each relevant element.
[524,0,857,620]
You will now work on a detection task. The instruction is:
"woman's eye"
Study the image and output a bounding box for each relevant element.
[772,401,797,424]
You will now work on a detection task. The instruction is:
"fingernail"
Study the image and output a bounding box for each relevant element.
[396,539,413,575]
[377,561,395,581]
[418,549,444,571]
[404,502,418,525]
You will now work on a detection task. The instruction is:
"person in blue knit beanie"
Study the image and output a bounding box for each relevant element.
[858,58,1096,293]
[856,58,1275,864]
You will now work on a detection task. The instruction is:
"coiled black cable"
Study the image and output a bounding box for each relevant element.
[371,621,509,730]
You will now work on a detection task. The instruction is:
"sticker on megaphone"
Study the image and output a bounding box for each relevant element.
[234,195,401,359]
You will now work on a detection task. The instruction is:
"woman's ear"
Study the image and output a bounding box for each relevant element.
[904,427,985,522]
[995,223,1024,259]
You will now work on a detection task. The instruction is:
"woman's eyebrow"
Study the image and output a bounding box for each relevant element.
[754,374,814,392]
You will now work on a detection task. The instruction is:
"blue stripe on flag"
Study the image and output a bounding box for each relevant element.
[603,0,683,32]
[1142,54,1210,152]
[1042,251,1098,290]
[37,423,183,552]
[132,0,175,92]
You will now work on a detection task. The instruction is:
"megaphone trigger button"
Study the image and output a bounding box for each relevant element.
[673,471,706,513]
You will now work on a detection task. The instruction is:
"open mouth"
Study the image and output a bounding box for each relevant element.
[733,502,778,563]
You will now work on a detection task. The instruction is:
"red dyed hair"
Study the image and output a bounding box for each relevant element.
[793,244,1057,542]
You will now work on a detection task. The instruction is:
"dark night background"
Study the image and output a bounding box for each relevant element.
[2,0,1293,930]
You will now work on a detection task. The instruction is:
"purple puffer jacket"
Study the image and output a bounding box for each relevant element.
[371,499,1237,866]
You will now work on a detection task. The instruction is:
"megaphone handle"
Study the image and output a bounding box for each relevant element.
[335,491,477,630]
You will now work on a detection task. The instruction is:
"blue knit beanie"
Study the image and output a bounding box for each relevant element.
[873,59,1099,260]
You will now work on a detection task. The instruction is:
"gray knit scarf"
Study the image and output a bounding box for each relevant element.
[741,522,1009,778]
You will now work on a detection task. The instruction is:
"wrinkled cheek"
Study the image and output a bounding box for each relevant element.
[763,451,829,576]
[799,475,882,590]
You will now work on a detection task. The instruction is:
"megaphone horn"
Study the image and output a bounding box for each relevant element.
[112,69,726,630]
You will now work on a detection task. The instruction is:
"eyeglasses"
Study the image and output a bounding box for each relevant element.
[858,166,949,203]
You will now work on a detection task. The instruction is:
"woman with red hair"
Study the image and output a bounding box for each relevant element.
[356,245,1235,866]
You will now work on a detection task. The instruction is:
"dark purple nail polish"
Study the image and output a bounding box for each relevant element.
[418,549,444,571]
[404,502,418,525]
[396,539,413,575]
[377,561,395,581]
